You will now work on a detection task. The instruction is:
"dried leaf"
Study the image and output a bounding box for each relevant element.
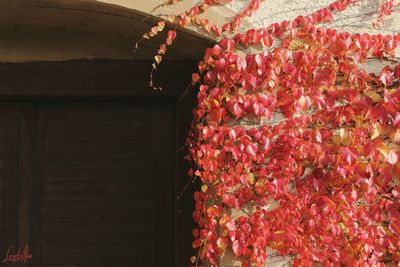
[155,55,162,64]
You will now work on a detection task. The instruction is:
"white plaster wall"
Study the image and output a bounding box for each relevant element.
[228,0,400,35]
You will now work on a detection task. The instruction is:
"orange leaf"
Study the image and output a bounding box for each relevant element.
[158,44,167,55]
[157,21,165,31]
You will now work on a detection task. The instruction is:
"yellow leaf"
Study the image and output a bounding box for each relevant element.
[201,184,208,192]
[247,173,255,185]
[332,135,341,145]
[363,89,382,103]
[166,15,175,23]
[289,39,304,50]
[339,128,346,138]
[371,123,382,140]
[154,55,162,64]
[378,144,388,157]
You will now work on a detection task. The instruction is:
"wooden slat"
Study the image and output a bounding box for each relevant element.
[0,105,21,265]
[46,121,158,140]
[46,102,157,122]
[0,60,198,98]
[46,140,156,160]
[43,221,153,245]
[44,179,155,201]
[42,199,155,223]
[45,159,151,182]
[43,240,154,264]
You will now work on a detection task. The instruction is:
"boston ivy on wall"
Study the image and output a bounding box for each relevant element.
[139,0,400,266]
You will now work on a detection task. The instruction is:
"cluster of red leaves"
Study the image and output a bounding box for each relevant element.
[165,0,261,35]
[373,0,399,29]
[185,0,400,266]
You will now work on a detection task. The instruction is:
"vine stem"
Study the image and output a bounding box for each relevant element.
[177,175,197,201]
[195,242,203,267]
[178,80,196,102]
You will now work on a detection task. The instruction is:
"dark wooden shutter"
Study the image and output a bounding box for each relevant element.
[0,101,175,267]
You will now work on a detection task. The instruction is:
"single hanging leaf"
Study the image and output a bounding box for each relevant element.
[158,44,167,55]
[155,55,162,64]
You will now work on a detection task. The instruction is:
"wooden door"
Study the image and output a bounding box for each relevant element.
[0,101,174,267]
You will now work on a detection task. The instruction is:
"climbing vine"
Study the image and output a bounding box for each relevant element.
[139,0,400,266]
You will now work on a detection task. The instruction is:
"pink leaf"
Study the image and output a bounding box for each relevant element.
[237,57,247,72]
[387,150,398,165]
[394,112,400,129]
[379,68,393,86]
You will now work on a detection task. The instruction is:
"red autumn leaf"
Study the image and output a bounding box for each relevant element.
[340,147,359,165]
[192,73,200,85]
[219,38,235,52]
[202,126,215,140]
[246,143,258,156]
[394,64,400,78]
[236,57,247,72]
[167,30,177,41]
[379,68,393,86]
[262,33,273,47]
[314,66,336,86]
[214,59,226,71]
[192,238,202,248]
[226,220,236,231]
[389,218,400,236]
[212,44,222,56]
[233,103,244,119]
[232,240,243,256]
[208,107,223,123]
